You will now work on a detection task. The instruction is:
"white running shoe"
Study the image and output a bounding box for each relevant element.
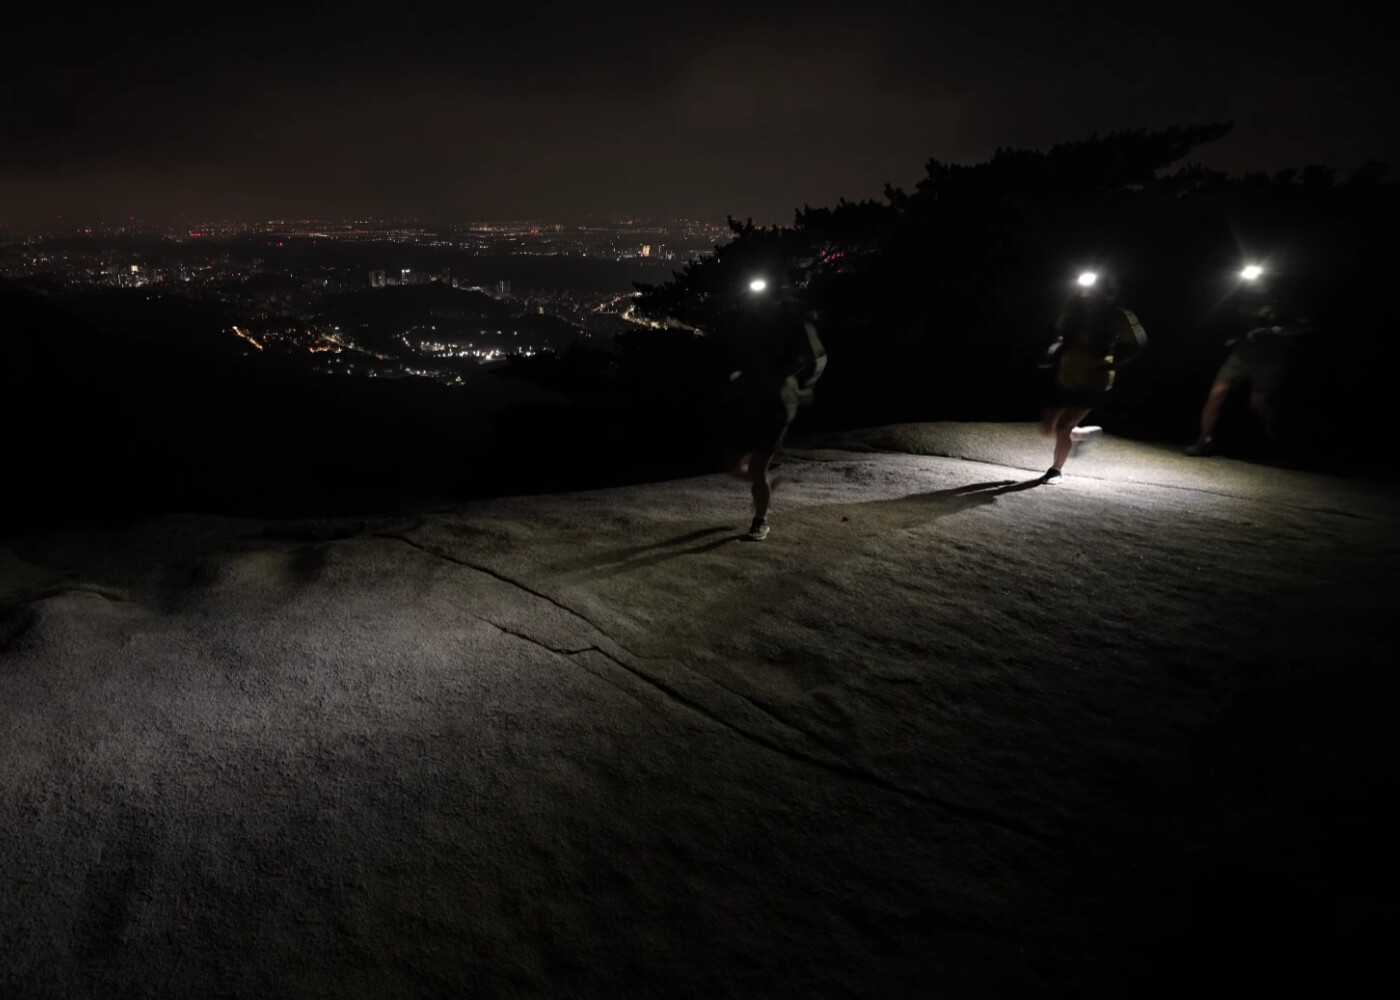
[1069,425,1103,456]
[746,517,770,541]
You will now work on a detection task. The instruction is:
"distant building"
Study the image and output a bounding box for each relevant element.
[369,270,386,288]
[496,279,510,295]
[640,245,652,258]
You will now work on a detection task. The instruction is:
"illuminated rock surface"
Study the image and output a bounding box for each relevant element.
[3,424,1396,998]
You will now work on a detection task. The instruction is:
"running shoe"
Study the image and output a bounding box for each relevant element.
[1069,425,1103,455]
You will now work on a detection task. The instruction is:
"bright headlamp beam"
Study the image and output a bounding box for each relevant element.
[1241,265,1263,281]
[748,278,768,293]
[1076,271,1098,288]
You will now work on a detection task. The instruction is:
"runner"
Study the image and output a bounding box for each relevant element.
[1186,292,1310,457]
[1039,271,1147,483]
[722,276,826,540]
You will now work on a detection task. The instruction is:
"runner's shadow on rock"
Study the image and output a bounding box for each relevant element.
[886,478,1048,507]
[799,478,1047,538]
[977,477,1051,495]
[549,526,741,581]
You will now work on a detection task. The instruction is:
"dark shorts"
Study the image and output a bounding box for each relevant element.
[1038,364,1109,410]
[1049,386,1110,410]
[725,397,794,455]
[1216,352,1284,397]
[1041,371,1109,410]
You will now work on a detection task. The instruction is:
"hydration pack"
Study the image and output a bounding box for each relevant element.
[794,319,827,402]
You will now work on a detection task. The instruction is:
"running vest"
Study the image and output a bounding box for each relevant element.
[1057,308,1145,393]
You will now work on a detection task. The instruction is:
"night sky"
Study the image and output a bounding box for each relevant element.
[3,1,1394,225]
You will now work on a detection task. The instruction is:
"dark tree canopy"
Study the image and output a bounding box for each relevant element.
[637,124,1236,327]
[631,123,1398,463]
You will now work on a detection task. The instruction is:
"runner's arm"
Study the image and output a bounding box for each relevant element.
[1109,310,1147,369]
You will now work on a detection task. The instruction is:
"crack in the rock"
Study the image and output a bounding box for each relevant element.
[384,531,1055,847]
[706,673,850,750]
[703,676,941,809]
[1297,505,1370,520]
[477,617,655,710]
[382,534,806,731]
[485,615,842,769]
[376,532,630,645]
[556,626,1056,848]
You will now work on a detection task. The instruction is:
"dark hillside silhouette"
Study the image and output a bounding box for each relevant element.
[0,281,712,529]
[0,282,554,527]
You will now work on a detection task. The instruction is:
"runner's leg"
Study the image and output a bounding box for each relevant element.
[750,447,775,522]
[1054,407,1093,469]
[1199,381,1232,441]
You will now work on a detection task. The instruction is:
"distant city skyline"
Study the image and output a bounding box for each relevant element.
[4,2,1395,228]
[0,214,735,237]
[0,209,674,385]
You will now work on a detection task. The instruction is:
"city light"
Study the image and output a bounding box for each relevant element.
[230,326,264,350]
[1,215,729,384]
